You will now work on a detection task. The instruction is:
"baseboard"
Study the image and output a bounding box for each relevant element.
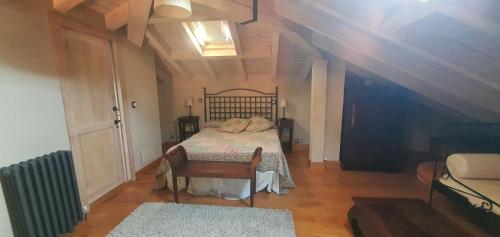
[135,156,161,172]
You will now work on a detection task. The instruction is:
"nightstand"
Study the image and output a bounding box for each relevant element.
[178,116,200,142]
[278,118,294,154]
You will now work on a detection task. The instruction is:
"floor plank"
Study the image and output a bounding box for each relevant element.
[65,149,465,237]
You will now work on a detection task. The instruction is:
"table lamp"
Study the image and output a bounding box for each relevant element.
[280,99,287,118]
[186,98,194,117]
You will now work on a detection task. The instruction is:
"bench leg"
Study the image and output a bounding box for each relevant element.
[173,175,179,203]
[250,176,256,207]
[185,176,190,190]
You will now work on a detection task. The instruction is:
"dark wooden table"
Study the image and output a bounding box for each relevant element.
[178,116,199,141]
[348,197,474,237]
[278,118,294,154]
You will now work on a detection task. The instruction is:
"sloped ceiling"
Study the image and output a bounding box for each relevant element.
[275,0,500,122]
[54,0,500,121]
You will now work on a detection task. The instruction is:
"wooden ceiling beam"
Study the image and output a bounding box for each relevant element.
[148,15,223,24]
[201,60,219,80]
[377,3,439,33]
[276,0,500,115]
[312,0,386,32]
[236,59,247,81]
[310,0,500,91]
[271,32,280,80]
[312,33,500,122]
[438,5,500,40]
[148,27,172,54]
[66,5,105,29]
[229,22,242,55]
[145,29,191,79]
[301,58,313,80]
[105,2,129,30]
[170,49,271,60]
[156,64,172,83]
[148,3,230,24]
[127,0,153,46]
[53,0,85,12]
[227,20,247,81]
[377,0,500,39]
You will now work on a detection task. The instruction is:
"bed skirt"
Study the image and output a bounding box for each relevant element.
[156,170,280,199]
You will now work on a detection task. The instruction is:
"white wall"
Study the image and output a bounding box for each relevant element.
[0,1,71,236]
[121,43,163,170]
[168,73,311,144]
[309,60,328,162]
[324,59,347,161]
[157,76,177,142]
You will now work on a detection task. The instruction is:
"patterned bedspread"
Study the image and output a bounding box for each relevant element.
[155,128,295,192]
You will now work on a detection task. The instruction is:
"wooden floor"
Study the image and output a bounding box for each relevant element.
[67,149,453,237]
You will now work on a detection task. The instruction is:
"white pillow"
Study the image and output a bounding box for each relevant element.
[217,118,250,134]
[203,120,224,128]
[447,153,500,179]
[245,117,276,132]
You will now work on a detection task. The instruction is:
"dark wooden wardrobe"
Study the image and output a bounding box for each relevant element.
[340,72,408,172]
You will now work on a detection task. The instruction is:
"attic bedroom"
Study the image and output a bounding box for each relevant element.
[1,0,499,236]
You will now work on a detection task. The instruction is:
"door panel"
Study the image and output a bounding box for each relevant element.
[60,29,125,204]
[340,74,408,172]
[79,127,121,201]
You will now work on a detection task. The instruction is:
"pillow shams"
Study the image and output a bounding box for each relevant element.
[246,117,276,132]
[204,120,224,128]
[217,118,250,134]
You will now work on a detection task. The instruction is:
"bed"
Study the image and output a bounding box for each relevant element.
[429,123,500,213]
[436,153,500,215]
[155,87,295,200]
[431,153,500,233]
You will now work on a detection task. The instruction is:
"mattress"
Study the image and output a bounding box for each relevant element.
[155,128,295,195]
[439,175,500,215]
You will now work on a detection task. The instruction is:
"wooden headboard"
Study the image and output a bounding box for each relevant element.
[203,87,279,123]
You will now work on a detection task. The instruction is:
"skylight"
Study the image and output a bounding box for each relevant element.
[182,20,238,57]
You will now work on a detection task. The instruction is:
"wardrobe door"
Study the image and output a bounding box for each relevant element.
[374,91,407,171]
[340,74,407,172]
[340,78,379,170]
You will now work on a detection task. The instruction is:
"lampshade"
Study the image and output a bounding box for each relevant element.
[154,0,192,19]
[185,98,194,107]
[280,99,287,108]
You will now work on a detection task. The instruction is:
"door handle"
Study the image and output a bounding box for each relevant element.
[113,106,121,128]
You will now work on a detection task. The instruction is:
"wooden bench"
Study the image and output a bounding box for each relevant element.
[165,146,262,207]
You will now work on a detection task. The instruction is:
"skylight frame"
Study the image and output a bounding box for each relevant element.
[182,20,238,57]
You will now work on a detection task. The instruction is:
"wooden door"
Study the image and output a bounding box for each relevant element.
[57,28,127,204]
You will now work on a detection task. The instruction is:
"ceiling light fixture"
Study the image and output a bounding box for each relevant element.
[154,0,192,19]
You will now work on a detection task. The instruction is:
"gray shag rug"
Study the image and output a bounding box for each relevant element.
[107,203,296,237]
